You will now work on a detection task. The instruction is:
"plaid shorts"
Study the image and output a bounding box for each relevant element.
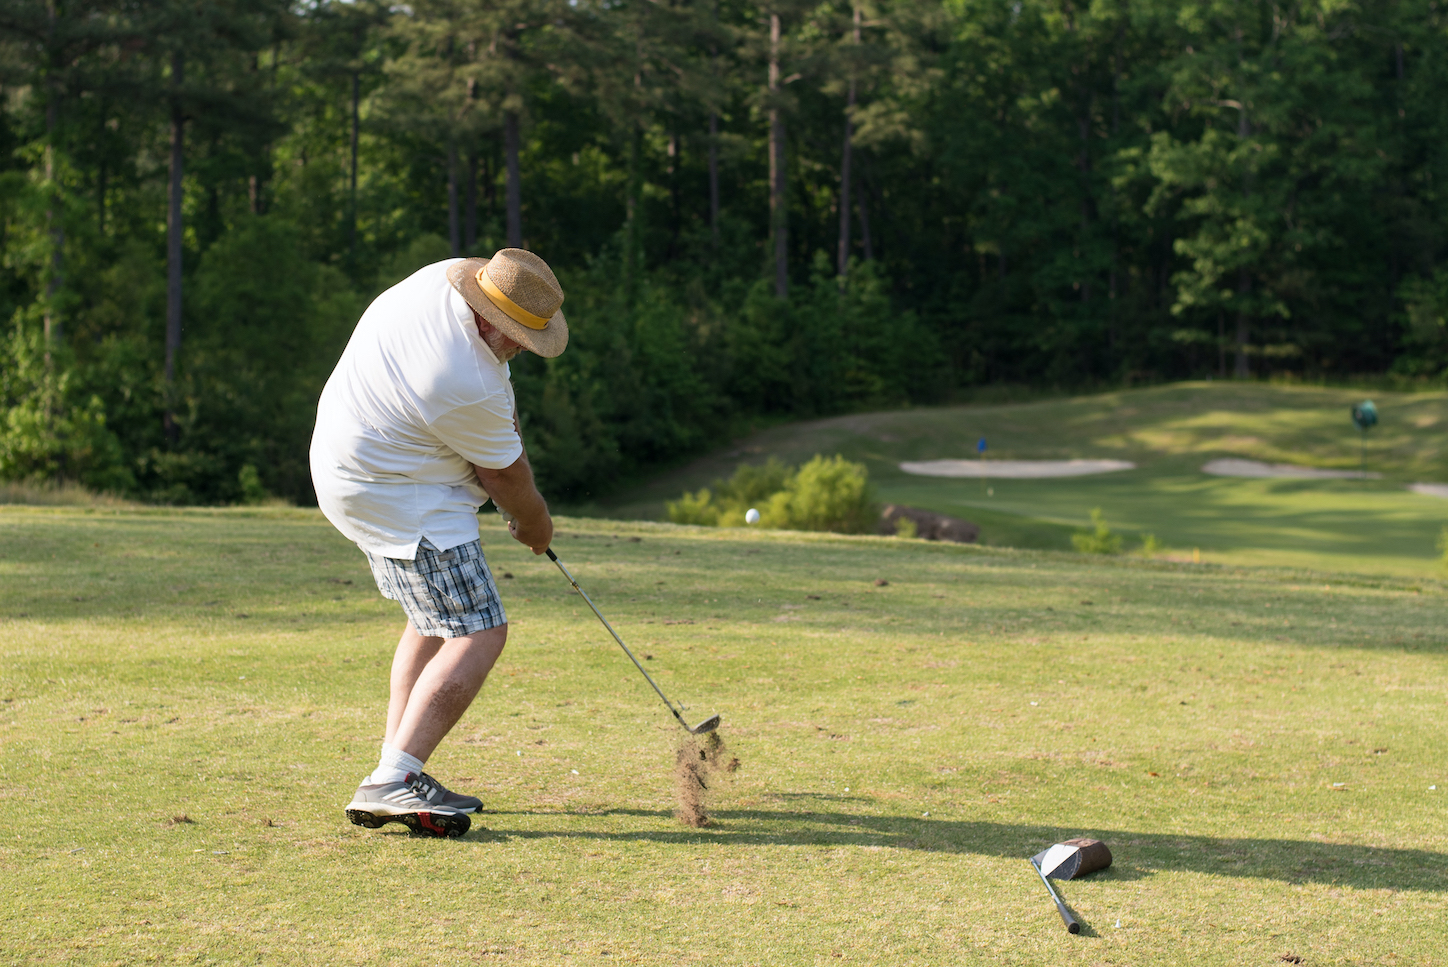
[363,538,507,638]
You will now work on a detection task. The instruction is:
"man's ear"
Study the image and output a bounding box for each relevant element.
[476,313,501,345]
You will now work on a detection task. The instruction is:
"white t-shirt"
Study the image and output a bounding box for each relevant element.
[310,259,523,558]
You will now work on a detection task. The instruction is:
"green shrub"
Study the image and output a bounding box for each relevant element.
[666,488,720,526]
[894,515,919,539]
[238,464,271,505]
[667,459,792,526]
[758,455,876,534]
[715,458,794,526]
[1072,508,1123,554]
[0,321,132,494]
[717,459,793,508]
[1139,533,1162,557]
[666,454,876,534]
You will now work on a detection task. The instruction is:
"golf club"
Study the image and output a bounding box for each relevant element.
[544,547,721,735]
[1030,855,1080,934]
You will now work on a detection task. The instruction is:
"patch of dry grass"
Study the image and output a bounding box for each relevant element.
[0,478,139,507]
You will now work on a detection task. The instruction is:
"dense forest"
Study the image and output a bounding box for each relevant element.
[1,0,1445,504]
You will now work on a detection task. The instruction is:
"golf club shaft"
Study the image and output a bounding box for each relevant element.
[545,548,690,726]
[1032,859,1080,934]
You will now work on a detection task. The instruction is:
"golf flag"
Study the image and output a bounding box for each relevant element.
[1351,400,1378,430]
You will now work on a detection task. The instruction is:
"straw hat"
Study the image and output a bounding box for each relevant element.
[447,249,568,358]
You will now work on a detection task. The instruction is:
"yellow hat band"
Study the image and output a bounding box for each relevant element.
[477,267,553,330]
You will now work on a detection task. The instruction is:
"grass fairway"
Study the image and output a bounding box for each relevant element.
[603,382,1448,578]
[3,507,1447,965]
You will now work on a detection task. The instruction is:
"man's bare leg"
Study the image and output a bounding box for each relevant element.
[345,624,504,835]
[384,623,443,746]
[388,623,508,762]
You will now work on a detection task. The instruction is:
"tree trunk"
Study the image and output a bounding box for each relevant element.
[1233,97,1251,379]
[465,150,478,250]
[1234,271,1250,378]
[768,12,787,298]
[837,102,853,285]
[484,141,495,216]
[858,171,873,262]
[1111,40,1122,135]
[1078,108,1091,302]
[708,2,722,248]
[708,111,720,245]
[165,50,186,444]
[1388,43,1406,302]
[504,109,522,248]
[43,96,64,354]
[1108,33,1123,327]
[249,44,279,218]
[97,158,106,234]
[623,123,641,303]
[96,107,108,235]
[447,139,460,256]
[1155,227,1170,311]
[42,0,63,355]
[666,131,680,261]
[837,6,859,285]
[1217,311,1226,377]
[349,69,360,254]
[206,178,220,247]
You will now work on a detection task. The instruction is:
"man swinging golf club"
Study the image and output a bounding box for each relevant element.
[310,249,566,837]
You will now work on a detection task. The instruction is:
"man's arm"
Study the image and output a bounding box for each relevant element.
[473,446,553,555]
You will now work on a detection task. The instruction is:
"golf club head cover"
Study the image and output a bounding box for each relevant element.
[1032,838,1113,880]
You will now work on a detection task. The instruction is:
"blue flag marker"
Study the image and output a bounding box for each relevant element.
[977,437,987,454]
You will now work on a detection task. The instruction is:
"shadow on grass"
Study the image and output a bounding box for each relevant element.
[471,807,1446,893]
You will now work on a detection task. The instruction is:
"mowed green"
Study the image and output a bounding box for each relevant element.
[2,507,1446,966]
[603,382,1448,578]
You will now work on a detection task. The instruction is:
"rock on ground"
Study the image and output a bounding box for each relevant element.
[878,504,979,543]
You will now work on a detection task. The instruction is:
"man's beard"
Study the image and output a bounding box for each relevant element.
[482,327,523,362]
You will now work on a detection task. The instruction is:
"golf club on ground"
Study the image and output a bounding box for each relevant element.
[544,547,721,735]
[1030,856,1080,934]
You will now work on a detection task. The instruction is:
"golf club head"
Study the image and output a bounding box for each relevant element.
[687,713,722,735]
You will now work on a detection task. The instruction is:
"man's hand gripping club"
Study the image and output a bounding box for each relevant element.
[473,449,552,555]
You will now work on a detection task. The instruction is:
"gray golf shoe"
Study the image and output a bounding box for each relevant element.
[415,771,482,814]
[345,773,471,838]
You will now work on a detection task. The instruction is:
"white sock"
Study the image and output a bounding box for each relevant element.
[369,743,425,785]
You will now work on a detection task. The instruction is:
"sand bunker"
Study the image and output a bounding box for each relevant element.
[1409,483,1448,499]
[899,458,1135,478]
[1201,458,1382,480]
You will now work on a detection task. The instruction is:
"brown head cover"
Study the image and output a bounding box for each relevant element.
[447,248,569,358]
[1060,838,1113,878]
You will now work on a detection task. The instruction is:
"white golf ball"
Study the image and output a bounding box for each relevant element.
[745,508,761,524]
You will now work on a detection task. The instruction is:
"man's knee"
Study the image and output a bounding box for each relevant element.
[450,623,508,667]
[463,622,507,646]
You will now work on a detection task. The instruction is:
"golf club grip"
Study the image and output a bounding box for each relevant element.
[546,547,558,562]
[1055,898,1080,934]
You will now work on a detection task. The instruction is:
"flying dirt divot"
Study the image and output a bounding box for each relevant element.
[674,732,740,827]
